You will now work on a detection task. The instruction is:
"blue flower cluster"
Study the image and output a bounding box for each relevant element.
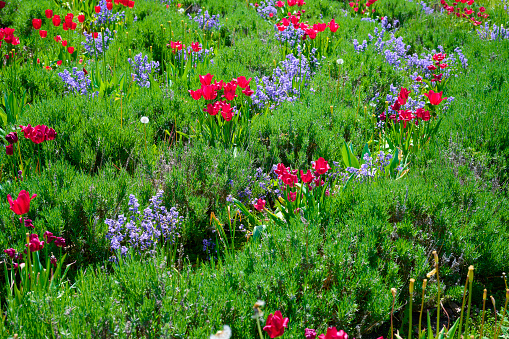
[105,191,183,260]
[82,28,113,57]
[58,68,92,96]
[128,53,160,88]
[94,0,125,26]
[477,23,509,41]
[406,0,435,14]
[188,9,221,31]
[252,45,323,109]
[346,152,394,180]
[275,25,306,47]
[252,1,278,20]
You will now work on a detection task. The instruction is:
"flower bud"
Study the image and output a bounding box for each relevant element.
[409,278,415,294]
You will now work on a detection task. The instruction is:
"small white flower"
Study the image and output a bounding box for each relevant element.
[140,116,149,124]
[210,325,232,339]
[178,8,185,14]
[336,58,344,65]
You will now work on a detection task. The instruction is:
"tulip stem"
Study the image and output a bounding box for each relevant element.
[255,316,264,339]
[17,141,23,176]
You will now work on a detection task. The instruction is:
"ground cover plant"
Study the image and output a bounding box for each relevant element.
[0,0,509,337]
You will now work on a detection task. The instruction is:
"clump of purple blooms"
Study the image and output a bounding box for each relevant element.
[346,152,394,180]
[105,191,183,260]
[128,53,160,88]
[251,0,278,20]
[188,9,221,31]
[82,29,113,57]
[58,68,92,96]
[477,23,509,40]
[354,17,468,78]
[94,0,125,26]
[252,45,323,109]
[275,24,305,48]
[405,0,435,14]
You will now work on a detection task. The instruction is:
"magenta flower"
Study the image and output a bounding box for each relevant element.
[253,198,266,211]
[263,310,289,338]
[313,157,330,175]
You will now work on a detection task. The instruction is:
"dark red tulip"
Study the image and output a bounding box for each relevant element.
[32,19,42,30]
[39,30,47,38]
[0,1,6,9]
[52,15,61,27]
[78,14,85,22]
[242,86,254,97]
[45,9,53,18]
[6,144,13,155]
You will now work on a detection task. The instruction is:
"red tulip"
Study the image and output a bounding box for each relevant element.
[78,14,85,23]
[276,1,284,7]
[66,13,74,20]
[318,327,348,339]
[235,76,251,89]
[242,86,254,97]
[415,108,430,121]
[32,19,42,30]
[39,30,47,38]
[45,9,53,18]
[92,32,99,38]
[313,23,327,32]
[0,1,5,9]
[62,22,69,31]
[107,2,113,10]
[57,60,62,66]
[287,0,297,6]
[287,191,297,202]
[6,144,13,155]
[52,15,61,27]
[128,1,135,8]
[329,19,339,33]
[222,82,238,101]
[263,310,289,338]
[424,90,447,105]
[28,125,48,144]
[26,234,44,252]
[199,73,214,86]
[7,190,37,215]
[220,102,234,121]
[191,42,201,52]
[94,6,101,13]
[203,103,219,116]
[202,85,218,101]
[313,157,330,175]
[62,40,68,47]
[188,88,202,100]
[67,46,75,54]
[306,28,317,39]
[398,87,410,105]
[297,0,305,5]
[301,169,313,183]
[71,22,77,30]
[54,35,61,42]
[253,198,266,211]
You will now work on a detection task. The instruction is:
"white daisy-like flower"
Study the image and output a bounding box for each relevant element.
[140,116,149,124]
[336,58,344,65]
[210,325,232,339]
[178,8,185,14]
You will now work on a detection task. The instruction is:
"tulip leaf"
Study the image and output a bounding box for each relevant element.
[252,225,266,240]
[341,141,360,168]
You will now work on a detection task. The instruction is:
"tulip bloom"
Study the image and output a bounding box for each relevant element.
[397,87,410,105]
[0,1,5,9]
[287,191,297,202]
[306,28,317,39]
[235,76,251,89]
[3,248,16,259]
[68,46,75,54]
[424,90,447,105]
[54,35,62,42]
[253,198,266,211]
[202,85,218,100]
[62,40,68,47]
[199,73,214,86]
[313,157,330,175]
[39,30,47,38]
[5,132,18,144]
[301,169,314,183]
[329,19,339,33]
[189,88,202,100]
[5,144,13,155]
[287,0,296,6]
[222,82,238,101]
[203,103,219,116]
[52,15,61,27]
[7,190,37,215]
[78,14,85,23]
[107,2,113,10]
[318,327,349,339]
[94,6,101,13]
[313,23,327,32]
[26,234,44,252]
[45,9,53,18]
[305,328,317,339]
[242,86,254,97]
[191,42,201,52]
[54,237,66,247]
[415,108,430,121]
[263,310,289,338]
[32,19,42,30]
[128,0,135,8]
[57,60,62,66]
[276,1,284,7]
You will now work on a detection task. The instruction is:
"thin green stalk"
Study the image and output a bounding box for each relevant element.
[495,289,509,339]
[457,276,469,339]
[480,289,487,339]
[433,251,440,337]
[418,279,427,338]
[409,279,415,339]
[491,296,497,339]
[391,288,397,339]
[464,266,474,338]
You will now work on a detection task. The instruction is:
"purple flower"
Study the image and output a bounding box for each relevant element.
[128,53,160,88]
[188,9,221,31]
